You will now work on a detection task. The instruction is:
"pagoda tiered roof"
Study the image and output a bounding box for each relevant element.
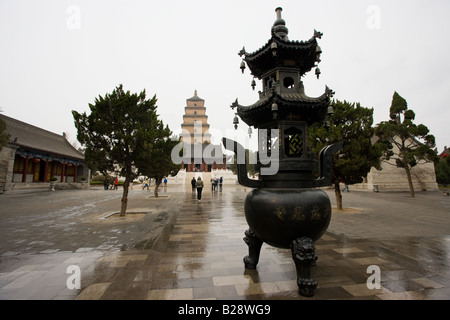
[240,34,320,79]
[187,89,204,102]
[233,7,331,128]
[232,88,333,128]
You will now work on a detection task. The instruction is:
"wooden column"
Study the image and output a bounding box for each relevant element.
[73,164,78,182]
[61,163,65,182]
[22,157,29,182]
[32,160,39,182]
[43,160,49,182]
[50,161,55,179]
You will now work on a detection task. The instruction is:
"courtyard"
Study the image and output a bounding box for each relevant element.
[0,183,449,302]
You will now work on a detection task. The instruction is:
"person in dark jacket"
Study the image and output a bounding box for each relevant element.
[191,177,196,192]
[195,177,204,202]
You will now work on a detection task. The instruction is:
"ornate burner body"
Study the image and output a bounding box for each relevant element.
[222,7,342,297]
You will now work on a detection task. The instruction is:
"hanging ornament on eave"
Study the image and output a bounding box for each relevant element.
[315,67,321,79]
[233,113,239,130]
[240,60,246,74]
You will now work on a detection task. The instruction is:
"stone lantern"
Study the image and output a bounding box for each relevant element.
[222,7,342,297]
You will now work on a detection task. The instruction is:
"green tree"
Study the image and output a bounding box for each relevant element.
[135,133,181,197]
[72,84,168,216]
[435,157,450,186]
[309,99,382,210]
[375,91,437,197]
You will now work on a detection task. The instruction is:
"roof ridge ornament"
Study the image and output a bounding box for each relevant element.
[325,86,335,98]
[238,46,247,57]
[313,29,323,39]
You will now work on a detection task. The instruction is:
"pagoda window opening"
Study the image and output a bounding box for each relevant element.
[283,77,295,89]
[284,127,303,158]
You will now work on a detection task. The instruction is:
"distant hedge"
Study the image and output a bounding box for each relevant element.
[90,180,139,186]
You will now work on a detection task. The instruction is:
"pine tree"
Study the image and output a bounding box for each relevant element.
[72,84,175,215]
[135,131,181,198]
[375,91,437,197]
[309,99,382,210]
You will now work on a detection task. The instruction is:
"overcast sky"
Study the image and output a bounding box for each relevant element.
[0,0,448,154]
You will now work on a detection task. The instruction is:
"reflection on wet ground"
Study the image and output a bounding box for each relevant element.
[0,184,449,299]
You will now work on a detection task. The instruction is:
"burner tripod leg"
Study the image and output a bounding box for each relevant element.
[243,228,263,269]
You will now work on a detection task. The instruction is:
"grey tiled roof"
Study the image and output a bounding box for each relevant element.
[1,114,84,160]
[187,95,204,102]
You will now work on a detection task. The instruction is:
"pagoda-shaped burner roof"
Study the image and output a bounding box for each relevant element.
[239,7,323,79]
[241,35,319,79]
[232,7,332,128]
[232,88,332,128]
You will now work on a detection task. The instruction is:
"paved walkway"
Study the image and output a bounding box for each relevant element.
[0,184,449,300]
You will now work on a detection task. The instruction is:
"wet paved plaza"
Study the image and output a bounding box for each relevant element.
[0,183,449,300]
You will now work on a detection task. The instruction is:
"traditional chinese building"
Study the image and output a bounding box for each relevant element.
[0,114,89,192]
[179,90,226,172]
[181,90,211,144]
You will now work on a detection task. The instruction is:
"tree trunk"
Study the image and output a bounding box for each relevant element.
[334,181,343,210]
[120,178,130,216]
[405,166,415,198]
[153,178,161,198]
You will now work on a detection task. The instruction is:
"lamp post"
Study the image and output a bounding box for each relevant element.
[222,7,342,297]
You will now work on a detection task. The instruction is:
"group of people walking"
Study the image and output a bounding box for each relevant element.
[103,177,119,190]
[210,176,223,192]
[191,176,223,202]
[142,177,168,190]
[102,174,221,203]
